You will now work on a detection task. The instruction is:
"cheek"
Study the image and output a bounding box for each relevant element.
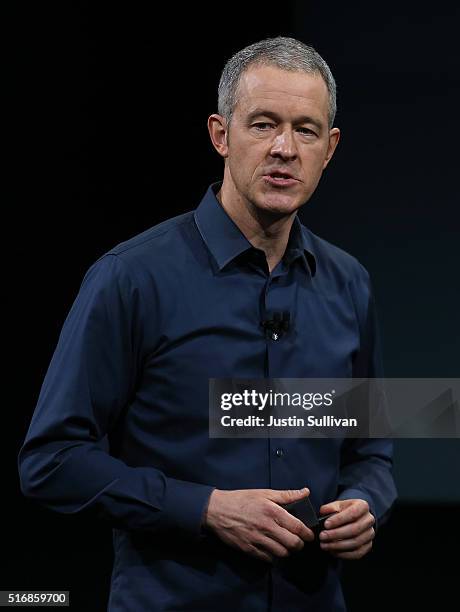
[229,145,264,176]
[301,150,328,175]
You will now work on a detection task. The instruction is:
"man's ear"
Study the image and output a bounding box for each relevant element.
[322,127,340,169]
[208,114,229,158]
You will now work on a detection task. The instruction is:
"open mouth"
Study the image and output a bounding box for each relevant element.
[264,172,298,186]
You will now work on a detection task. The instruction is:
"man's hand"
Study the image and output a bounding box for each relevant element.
[318,499,375,560]
[204,487,314,563]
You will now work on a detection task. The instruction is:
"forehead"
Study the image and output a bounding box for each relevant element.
[234,64,329,122]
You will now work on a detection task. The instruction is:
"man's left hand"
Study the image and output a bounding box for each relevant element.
[318,499,375,560]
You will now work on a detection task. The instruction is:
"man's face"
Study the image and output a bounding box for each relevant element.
[211,64,340,216]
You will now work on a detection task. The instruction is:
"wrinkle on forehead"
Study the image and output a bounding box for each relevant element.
[235,65,329,119]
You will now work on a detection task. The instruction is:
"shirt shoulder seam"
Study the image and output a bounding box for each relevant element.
[108,214,194,257]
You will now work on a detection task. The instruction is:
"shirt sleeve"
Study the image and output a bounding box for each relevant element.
[18,254,214,540]
[337,267,398,530]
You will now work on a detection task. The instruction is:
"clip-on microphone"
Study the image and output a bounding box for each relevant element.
[261,311,290,339]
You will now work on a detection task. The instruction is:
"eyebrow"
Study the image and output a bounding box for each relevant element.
[246,109,324,131]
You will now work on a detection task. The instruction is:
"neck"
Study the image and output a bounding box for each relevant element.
[216,180,296,273]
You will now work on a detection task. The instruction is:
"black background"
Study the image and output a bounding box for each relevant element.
[6,2,460,610]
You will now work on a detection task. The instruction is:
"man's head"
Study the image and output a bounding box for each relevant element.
[218,37,337,131]
[208,37,340,218]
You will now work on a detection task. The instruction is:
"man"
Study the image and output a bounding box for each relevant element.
[19,37,397,611]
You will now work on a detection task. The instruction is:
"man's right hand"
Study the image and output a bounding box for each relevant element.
[203,487,314,563]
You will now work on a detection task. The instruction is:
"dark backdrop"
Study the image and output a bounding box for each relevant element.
[6,2,459,610]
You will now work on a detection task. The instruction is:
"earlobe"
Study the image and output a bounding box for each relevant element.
[208,114,229,158]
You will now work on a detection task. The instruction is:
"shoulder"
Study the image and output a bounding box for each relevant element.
[107,211,195,262]
[80,211,197,295]
[92,210,196,271]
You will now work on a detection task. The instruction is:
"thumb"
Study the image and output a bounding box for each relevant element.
[319,501,342,515]
[268,487,310,503]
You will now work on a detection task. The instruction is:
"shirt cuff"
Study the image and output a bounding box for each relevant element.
[161,477,216,540]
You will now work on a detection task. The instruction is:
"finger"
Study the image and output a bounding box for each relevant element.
[247,543,274,564]
[319,501,342,515]
[252,534,290,559]
[320,527,375,552]
[273,508,315,542]
[267,521,306,552]
[264,487,310,505]
[320,515,374,542]
[321,501,371,530]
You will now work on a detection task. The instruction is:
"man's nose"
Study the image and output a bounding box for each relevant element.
[270,129,298,160]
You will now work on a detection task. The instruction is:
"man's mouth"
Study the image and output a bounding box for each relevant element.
[263,171,299,186]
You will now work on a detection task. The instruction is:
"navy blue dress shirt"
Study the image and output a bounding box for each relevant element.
[19,183,397,611]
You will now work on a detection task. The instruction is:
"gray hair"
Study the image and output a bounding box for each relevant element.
[218,36,337,129]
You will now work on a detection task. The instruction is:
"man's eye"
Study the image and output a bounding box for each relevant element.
[297,127,316,136]
[252,122,274,130]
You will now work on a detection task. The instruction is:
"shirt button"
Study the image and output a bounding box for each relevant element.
[275,448,284,457]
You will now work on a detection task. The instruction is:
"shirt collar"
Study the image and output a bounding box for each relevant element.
[194,182,316,277]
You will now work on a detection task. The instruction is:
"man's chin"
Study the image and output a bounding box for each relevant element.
[254,196,303,217]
